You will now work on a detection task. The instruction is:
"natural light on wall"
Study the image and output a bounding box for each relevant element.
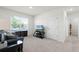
[10,16,28,32]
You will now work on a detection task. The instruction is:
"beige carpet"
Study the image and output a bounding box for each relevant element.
[23,36,79,52]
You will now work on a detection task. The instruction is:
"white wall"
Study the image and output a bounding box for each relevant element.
[35,9,68,42]
[0,7,34,36]
[28,16,34,36]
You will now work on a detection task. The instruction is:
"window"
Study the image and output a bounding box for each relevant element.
[10,16,28,32]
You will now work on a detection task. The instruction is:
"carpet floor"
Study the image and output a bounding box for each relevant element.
[23,36,79,52]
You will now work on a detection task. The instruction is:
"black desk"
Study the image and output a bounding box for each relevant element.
[0,30,24,52]
[0,40,23,52]
[14,31,28,37]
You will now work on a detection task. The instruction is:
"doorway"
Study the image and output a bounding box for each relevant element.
[67,11,79,37]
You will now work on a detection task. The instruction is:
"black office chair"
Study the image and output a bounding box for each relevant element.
[33,25,45,39]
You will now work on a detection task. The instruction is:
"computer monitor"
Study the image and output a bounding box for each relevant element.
[35,25,44,30]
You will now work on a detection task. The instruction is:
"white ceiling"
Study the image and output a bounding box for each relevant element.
[2,6,79,16]
[1,6,64,16]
